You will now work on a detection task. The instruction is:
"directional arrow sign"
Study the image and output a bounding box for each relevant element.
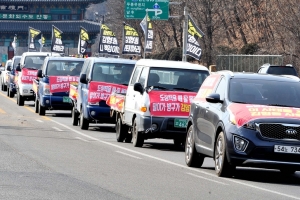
[124,0,169,20]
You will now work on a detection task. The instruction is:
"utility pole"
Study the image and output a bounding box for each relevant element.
[143,9,148,59]
[182,5,188,62]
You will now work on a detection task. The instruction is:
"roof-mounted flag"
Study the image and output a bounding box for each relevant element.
[51,25,64,53]
[99,24,119,56]
[28,27,41,51]
[78,26,89,55]
[122,23,141,56]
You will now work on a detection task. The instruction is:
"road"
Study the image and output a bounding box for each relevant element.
[0,90,299,200]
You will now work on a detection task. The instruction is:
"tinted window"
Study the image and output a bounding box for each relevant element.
[91,62,134,85]
[148,67,209,92]
[46,60,84,76]
[24,56,46,70]
[229,78,300,108]
[267,66,297,76]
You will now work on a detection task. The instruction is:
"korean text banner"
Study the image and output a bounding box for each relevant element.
[187,15,205,60]
[140,15,154,53]
[78,26,89,55]
[88,81,127,104]
[21,68,38,84]
[49,76,79,93]
[122,24,141,55]
[149,91,197,117]
[99,24,120,56]
[28,27,41,51]
[51,26,64,53]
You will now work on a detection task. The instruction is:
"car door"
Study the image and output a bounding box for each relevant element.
[77,60,91,113]
[203,77,227,153]
[124,65,142,125]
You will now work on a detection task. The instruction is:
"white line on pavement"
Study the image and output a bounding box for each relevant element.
[187,172,228,185]
[52,127,63,132]
[116,151,142,159]
[50,119,300,200]
[36,119,43,123]
[75,137,89,142]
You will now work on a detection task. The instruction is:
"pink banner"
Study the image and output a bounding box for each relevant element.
[88,81,127,104]
[149,91,197,117]
[21,68,38,84]
[49,76,79,93]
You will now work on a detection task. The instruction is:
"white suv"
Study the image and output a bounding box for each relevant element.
[16,52,60,106]
[0,59,12,91]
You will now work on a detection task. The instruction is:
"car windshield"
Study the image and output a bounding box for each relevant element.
[229,78,300,108]
[13,57,21,69]
[46,60,84,76]
[91,63,135,85]
[24,56,46,70]
[148,68,209,92]
[268,66,297,76]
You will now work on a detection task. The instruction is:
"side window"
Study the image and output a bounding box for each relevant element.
[130,66,142,85]
[260,67,267,73]
[215,77,226,100]
[81,60,90,74]
[138,67,149,87]
[86,61,93,78]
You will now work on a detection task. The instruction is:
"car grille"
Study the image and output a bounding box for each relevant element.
[259,123,300,140]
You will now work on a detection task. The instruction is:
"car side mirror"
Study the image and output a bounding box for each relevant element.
[206,93,223,103]
[7,65,12,71]
[80,73,87,84]
[16,65,21,72]
[134,82,144,94]
[37,69,43,78]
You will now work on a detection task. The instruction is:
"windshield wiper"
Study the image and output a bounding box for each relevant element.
[267,104,293,107]
[231,101,248,104]
[148,85,168,90]
[172,87,192,91]
[25,67,37,70]
[121,83,128,86]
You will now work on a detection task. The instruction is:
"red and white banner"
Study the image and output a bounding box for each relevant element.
[49,76,79,93]
[149,91,197,117]
[21,68,38,84]
[228,103,300,127]
[106,93,126,112]
[88,81,127,104]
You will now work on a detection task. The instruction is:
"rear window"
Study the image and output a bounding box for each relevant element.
[267,66,298,76]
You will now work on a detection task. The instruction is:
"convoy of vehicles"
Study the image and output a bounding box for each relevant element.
[32,57,85,115]
[185,72,300,177]
[70,57,136,130]
[15,52,60,106]
[2,50,300,177]
[107,59,209,147]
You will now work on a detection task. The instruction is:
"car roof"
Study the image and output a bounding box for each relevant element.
[217,71,300,83]
[21,52,60,57]
[136,59,208,71]
[46,57,85,61]
[87,57,137,64]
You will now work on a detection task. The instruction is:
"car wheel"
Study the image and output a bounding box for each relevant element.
[185,126,205,167]
[3,84,7,91]
[39,103,45,116]
[132,119,144,147]
[124,133,132,143]
[280,168,296,175]
[6,87,9,97]
[9,89,14,98]
[34,97,39,113]
[80,109,89,130]
[214,131,235,177]
[174,138,186,149]
[116,116,128,142]
[72,107,79,126]
[1,81,3,91]
[17,90,24,106]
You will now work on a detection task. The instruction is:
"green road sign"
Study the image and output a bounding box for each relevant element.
[125,0,169,20]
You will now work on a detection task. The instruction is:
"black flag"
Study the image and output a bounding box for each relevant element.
[122,24,141,55]
[140,14,153,53]
[186,15,205,60]
[51,25,64,53]
[98,24,120,56]
[28,27,41,51]
[78,26,89,55]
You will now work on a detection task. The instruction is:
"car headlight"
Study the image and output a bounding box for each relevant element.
[43,84,52,95]
[243,121,260,131]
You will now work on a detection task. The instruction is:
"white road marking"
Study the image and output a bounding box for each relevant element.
[36,119,43,123]
[75,137,89,142]
[52,127,63,132]
[50,119,300,200]
[187,172,228,185]
[116,151,142,159]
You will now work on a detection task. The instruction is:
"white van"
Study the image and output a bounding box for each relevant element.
[16,52,60,106]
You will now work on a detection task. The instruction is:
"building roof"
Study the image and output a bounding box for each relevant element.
[0,0,104,3]
[0,20,100,34]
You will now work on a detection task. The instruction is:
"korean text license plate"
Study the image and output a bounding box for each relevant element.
[274,145,300,154]
[174,119,188,128]
[63,96,71,103]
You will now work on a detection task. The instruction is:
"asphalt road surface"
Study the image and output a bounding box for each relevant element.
[0,90,299,200]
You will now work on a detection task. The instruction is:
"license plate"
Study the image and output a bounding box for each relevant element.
[274,145,300,154]
[174,119,188,128]
[63,96,71,103]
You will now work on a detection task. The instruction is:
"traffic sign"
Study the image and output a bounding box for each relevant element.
[124,0,169,20]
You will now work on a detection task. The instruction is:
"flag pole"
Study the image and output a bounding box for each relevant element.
[27,27,30,52]
[143,9,148,59]
[40,34,42,52]
[182,6,188,62]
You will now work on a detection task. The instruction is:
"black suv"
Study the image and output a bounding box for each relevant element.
[257,63,298,76]
[185,71,300,177]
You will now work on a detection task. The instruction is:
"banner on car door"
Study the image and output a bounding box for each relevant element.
[148,91,196,117]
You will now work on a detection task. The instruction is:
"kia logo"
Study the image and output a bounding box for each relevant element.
[285,129,297,135]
